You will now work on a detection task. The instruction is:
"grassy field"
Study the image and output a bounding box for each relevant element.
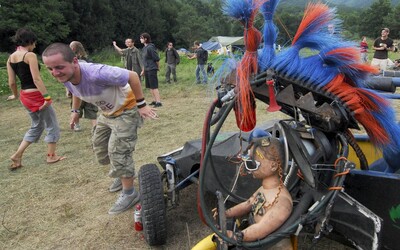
[0,51,226,249]
[0,46,395,249]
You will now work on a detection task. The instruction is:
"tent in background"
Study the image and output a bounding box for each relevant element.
[208,36,244,46]
[201,41,221,51]
[206,36,244,55]
[177,48,190,55]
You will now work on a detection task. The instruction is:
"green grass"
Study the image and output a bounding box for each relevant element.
[0,50,228,250]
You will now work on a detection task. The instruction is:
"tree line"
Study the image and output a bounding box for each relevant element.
[0,0,399,54]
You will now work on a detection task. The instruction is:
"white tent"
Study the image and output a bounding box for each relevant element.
[207,36,244,55]
[208,36,244,46]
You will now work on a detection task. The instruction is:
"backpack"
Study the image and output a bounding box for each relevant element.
[201,48,208,62]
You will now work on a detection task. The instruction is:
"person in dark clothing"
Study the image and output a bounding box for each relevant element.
[140,33,162,107]
[371,28,395,71]
[165,42,180,83]
[188,41,208,84]
[113,38,144,78]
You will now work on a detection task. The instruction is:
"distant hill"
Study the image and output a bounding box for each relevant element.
[279,0,400,9]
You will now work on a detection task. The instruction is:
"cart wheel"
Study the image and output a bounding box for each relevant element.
[138,164,167,245]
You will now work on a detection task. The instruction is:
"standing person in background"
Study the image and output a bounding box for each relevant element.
[6,28,65,170]
[42,43,158,215]
[69,41,98,133]
[327,24,336,36]
[164,42,180,84]
[140,33,162,107]
[371,28,394,71]
[188,41,208,84]
[112,38,144,78]
[360,36,369,63]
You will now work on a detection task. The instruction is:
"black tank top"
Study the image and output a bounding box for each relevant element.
[10,52,40,90]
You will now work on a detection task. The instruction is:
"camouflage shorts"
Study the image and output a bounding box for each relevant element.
[92,108,143,178]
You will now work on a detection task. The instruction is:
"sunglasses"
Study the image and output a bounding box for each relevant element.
[242,149,264,172]
[243,158,261,171]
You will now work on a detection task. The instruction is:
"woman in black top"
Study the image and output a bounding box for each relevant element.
[6,28,65,170]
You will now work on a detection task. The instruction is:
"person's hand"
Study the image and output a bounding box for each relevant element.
[212,208,218,220]
[112,41,116,46]
[138,105,158,119]
[39,100,52,111]
[215,230,235,246]
[70,112,80,129]
[7,95,16,101]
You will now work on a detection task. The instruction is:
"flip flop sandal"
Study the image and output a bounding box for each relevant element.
[9,163,23,171]
[47,155,67,164]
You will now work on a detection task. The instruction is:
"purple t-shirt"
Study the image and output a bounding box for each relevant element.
[64,63,136,116]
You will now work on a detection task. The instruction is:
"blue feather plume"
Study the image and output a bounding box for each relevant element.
[222,0,255,22]
[259,0,280,71]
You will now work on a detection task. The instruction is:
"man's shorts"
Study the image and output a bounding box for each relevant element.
[92,108,143,178]
[144,69,159,89]
[79,101,98,119]
[371,58,389,71]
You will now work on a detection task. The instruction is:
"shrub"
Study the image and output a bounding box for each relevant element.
[0,52,10,95]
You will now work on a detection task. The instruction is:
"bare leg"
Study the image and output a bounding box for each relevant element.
[150,89,156,102]
[121,176,134,190]
[10,140,31,168]
[46,142,66,163]
[91,119,97,127]
[151,88,161,103]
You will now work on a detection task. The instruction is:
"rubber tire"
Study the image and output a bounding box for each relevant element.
[138,164,167,245]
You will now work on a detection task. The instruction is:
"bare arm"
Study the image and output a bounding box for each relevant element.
[6,58,18,100]
[241,196,292,242]
[71,95,82,111]
[128,71,144,100]
[127,71,158,119]
[70,95,82,129]
[373,40,394,51]
[112,41,123,55]
[225,194,255,218]
[374,44,394,51]
[188,53,197,59]
[374,45,388,51]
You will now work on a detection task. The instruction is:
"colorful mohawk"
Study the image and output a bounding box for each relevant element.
[271,2,400,152]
